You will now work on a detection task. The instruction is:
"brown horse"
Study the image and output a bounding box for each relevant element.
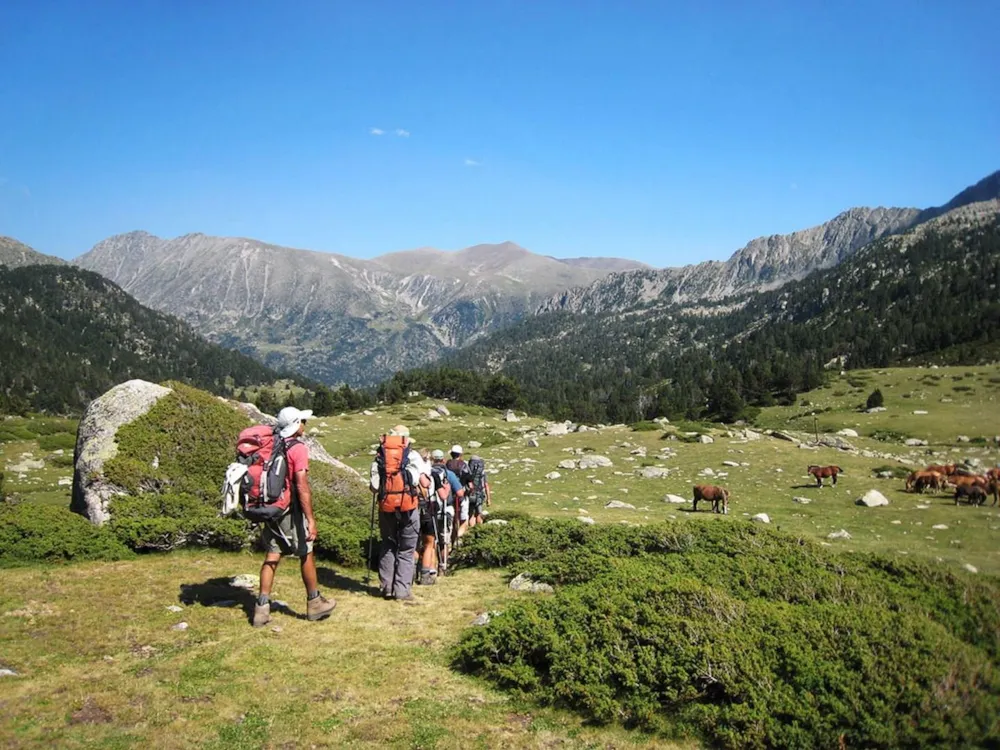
[905,470,946,493]
[693,484,729,515]
[950,474,988,490]
[955,483,987,506]
[926,464,958,476]
[808,465,843,487]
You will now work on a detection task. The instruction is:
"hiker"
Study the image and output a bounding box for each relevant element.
[466,455,491,527]
[446,445,472,539]
[416,448,445,585]
[369,425,430,601]
[431,449,465,573]
[253,407,336,628]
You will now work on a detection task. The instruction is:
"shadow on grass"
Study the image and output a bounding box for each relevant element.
[316,566,370,595]
[179,577,256,623]
[791,483,824,490]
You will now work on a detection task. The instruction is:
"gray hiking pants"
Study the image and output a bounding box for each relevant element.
[378,508,419,599]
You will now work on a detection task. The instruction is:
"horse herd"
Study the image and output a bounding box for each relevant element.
[905,465,1000,506]
[691,464,999,517]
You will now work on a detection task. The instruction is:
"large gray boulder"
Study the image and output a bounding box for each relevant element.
[73,380,361,526]
[856,489,890,508]
[72,380,172,524]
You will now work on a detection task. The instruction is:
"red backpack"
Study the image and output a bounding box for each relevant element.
[235,425,298,522]
[375,435,418,513]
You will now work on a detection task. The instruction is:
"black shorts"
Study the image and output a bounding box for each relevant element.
[419,501,441,537]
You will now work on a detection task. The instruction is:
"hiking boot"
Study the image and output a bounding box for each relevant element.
[252,602,271,628]
[306,594,336,621]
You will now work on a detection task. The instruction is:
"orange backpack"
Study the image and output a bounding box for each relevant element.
[375,435,418,513]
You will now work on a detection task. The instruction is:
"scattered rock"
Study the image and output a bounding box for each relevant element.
[509,574,554,594]
[172,622,189,631]
[504,411,520,423]
[956,435,971,443]
[604,500,635,510]
[639,467,669,479]
[426,409,441,420]
[877,471,894,479]
[817,435,856,451]
[166,605,184,613]
[557,459,577,470]
[856,490,890,508]
[362,410,374,416]
[828,529,852,540]
[866,406,887,413]
[230,574,258,590]
[471,612,492,626]
[793,497,812,504]
[698,435,714,444]
[751,513,771,524]
[772,430,800,443]
[544,471,561,480]
[545,423,570,436]
[435,405,450,416]
[0,669,18,677]
[836,428,859,438]
[932,524,949,530]
[722,460,740,468]
[576,516,596,525]
[904,438,928,447]
[891,520,902,525]
[468,441,482,449]
[963,564,978,574]
[912,410,928,415]
[271,626,283,633]
[526,438,539,448]
[663,494,688,504]
[485,519,509,526]
[578,455,613,469]
[57,477,72,486]
[591,478,604,485]
[700,467,715,476]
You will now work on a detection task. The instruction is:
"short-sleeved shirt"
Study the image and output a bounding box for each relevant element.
[286,440,309,477]
[445,469,463,496]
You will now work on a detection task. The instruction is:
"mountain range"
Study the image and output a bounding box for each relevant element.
[7,169,1000,389]
[0,235,65,268]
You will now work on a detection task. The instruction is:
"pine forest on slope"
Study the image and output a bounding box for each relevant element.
[71,171,1000,386]
[0,265,295,413]
[384,200,1000,424]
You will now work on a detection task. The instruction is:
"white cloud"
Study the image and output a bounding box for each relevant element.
[464,158,481,167]
[395,128,410,137]
[370,127,384,136]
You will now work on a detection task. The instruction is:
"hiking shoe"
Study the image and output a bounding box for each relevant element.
[252,602,272,628]
[306,594,336,621]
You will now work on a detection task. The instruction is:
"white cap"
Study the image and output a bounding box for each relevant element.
[431,449,445,460]
[276,406,313,438]
[451,444,463,455]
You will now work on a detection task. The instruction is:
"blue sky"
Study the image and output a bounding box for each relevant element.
[1,1,997,265]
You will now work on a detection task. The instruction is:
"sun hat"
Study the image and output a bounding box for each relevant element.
[276,406,313,439]
[450,444,463,455]
[431,449,445,460]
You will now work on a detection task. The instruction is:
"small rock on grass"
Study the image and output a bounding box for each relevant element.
[576,516,595,525]
[793,497,812,504]
[230,574,257,589]
[752,513,771,524]
[932,524,949,530]
[171,622,189,631]
[663,494,688,504]
[166,605,184,613]
[605,500,635,510]
[0,668,18,677]
[963,564,978,574]
[509,573,554,594]
[856,490,889,508]
[828,529,852,540]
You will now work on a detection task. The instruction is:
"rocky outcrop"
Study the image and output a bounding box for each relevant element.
[71,379,172,524]
[73,380,362,526]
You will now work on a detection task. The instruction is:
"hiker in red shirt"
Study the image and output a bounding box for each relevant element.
[253,407,336,627]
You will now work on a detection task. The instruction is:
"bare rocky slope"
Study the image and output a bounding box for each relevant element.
[539,171,1000,315]
[75,236,641,384]
[0,236,65,268]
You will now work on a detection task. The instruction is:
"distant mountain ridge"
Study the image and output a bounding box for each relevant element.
[75,235,642,384]
[538,171,1000,315]
[0,236,65,268]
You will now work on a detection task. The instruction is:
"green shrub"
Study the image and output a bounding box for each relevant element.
[629,421,661,432]
[452,518,1000,748]
[953,385,975,393]
[870,429,910,443]
[0,500,132,565]
[871,465,911,479]
[37,432,76,452]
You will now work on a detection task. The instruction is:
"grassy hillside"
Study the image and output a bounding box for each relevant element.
[2,366,998,747]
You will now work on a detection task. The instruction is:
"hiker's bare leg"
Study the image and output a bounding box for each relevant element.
[300,552,319,594]
[259,553,281,596]
[420,536,436,569]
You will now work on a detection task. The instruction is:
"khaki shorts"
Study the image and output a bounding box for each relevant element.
[261,505,313,557]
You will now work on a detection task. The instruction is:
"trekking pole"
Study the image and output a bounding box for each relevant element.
[364,489,377,588]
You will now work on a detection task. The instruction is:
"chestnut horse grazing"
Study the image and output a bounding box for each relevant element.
[693,484,729,515]
[808,465,843,487]
[905,470,946,493]
[926,464,958,476]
